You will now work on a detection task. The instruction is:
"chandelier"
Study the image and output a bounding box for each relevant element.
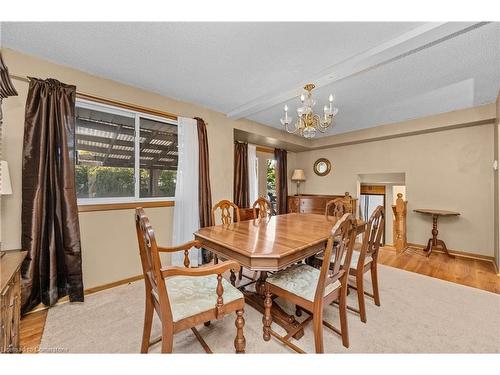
[280,83,338,138]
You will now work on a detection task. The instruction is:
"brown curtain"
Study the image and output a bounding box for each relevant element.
[195,117,213,264]
[274,148,288,214]
[0,52,18,99]
[0,52,19,154]
[195,117,213,228]
[21,78,84,314]
[233,142,249,208]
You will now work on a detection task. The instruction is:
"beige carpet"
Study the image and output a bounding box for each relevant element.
[40,265,500,353]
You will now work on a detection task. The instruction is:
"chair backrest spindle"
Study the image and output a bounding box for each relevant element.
[211,200,241,225]
[314,213,357,302]
[252,197,274,218]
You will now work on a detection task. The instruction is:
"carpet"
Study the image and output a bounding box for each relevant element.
[40,265,500,353]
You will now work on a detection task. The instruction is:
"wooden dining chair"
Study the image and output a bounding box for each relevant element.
[262,213,357,353]
[211,200,242,283]
[344,205,385,323]
[135,208,246,354]
[325,198,347,218]
[252,197,274,218]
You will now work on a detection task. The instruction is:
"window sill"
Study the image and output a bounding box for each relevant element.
[78,200,175,213]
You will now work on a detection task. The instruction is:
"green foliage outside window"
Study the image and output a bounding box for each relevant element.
[266,159,276,198]
[75,165,176,199]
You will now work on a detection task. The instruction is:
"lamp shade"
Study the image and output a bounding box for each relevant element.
[291,169,306,181]
[0,161,13,195]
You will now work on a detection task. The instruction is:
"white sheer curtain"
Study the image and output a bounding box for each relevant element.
[172,117,200,266]
[248,144,258,206]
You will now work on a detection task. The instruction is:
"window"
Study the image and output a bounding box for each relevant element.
[75,100,178,204]
[266,159,277,212]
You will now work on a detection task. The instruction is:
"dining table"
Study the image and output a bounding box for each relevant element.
[194,212,366,340]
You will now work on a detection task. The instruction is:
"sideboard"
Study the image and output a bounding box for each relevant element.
[0,250,27,353]
[287,193,358,216]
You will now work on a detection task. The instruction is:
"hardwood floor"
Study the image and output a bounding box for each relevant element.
[378,246,500,294]
[19,246,499,353]
[19,309,47,353]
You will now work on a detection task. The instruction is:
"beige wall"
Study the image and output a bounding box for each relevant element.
[0,48,303,288]
[294,123,495,257]
[495,92,500,270]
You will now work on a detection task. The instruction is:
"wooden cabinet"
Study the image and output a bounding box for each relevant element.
[0,251,27,353]
[287,194,358,216]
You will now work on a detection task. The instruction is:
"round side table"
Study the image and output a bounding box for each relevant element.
[414,209,460,257]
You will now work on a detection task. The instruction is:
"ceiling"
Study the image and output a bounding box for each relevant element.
[1,22,499,137]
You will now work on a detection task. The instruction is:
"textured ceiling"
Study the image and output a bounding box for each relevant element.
[2,22,499,137]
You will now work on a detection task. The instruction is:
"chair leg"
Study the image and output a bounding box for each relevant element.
[230,270,236,286]
[295,305,302,317]
[339,286,350,348]
[213,254,218,264]
[161,326,174,353]
[238,266,243,280]
[234,309,246,353]
[312,308,324,354]
[141,295,154,353]
[356,272,367,323]
[371,263,381,306]
[263,290,273,341]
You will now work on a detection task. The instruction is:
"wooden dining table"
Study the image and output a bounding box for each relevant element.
[194,213,366,340]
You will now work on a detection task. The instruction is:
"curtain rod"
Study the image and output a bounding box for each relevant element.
[9,73,182,122]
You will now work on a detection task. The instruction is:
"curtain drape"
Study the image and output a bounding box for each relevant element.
[195,117,212,228]
[0,52,18,99]
[233,142,249,208]
[21,78,83,314]
[172,117,200,266]
[274,148,288,214]
[195,117,213,264]
[247,144,258,206]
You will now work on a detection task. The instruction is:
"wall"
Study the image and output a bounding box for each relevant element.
[294,123,495,257]
[0,48,304,288]
[495,91,500,270]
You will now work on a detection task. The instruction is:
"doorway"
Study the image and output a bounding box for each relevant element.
[360,184,386,244]
[357,173,407,247]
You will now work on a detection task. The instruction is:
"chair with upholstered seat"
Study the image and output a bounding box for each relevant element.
[344,205,384,323]
[252,197,274,218]
[135,208,246,354]
[211,200,243,284]
[325,198,347,218]
[262,213,357,353]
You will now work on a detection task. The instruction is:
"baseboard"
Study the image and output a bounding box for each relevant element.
[24,274,144,315]
[493,260,500,276]
[84,274,144,295]
[407,242,496,263]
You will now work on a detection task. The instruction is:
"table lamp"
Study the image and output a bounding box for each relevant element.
[291,169,306,195]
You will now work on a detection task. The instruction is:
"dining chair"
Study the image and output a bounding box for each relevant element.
[325,198,347,218]
[135,208,246,354]
[262,213,357,353]
[252,197,274,219]
[344,205,385,323]
[211,200,242,284]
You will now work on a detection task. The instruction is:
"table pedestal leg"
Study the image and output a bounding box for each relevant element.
[422,215,454,258]
[241,272,304,340]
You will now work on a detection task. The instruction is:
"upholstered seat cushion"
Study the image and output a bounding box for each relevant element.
[165,275,243,322]
[266,264,341,302]
[315,246,372,270]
